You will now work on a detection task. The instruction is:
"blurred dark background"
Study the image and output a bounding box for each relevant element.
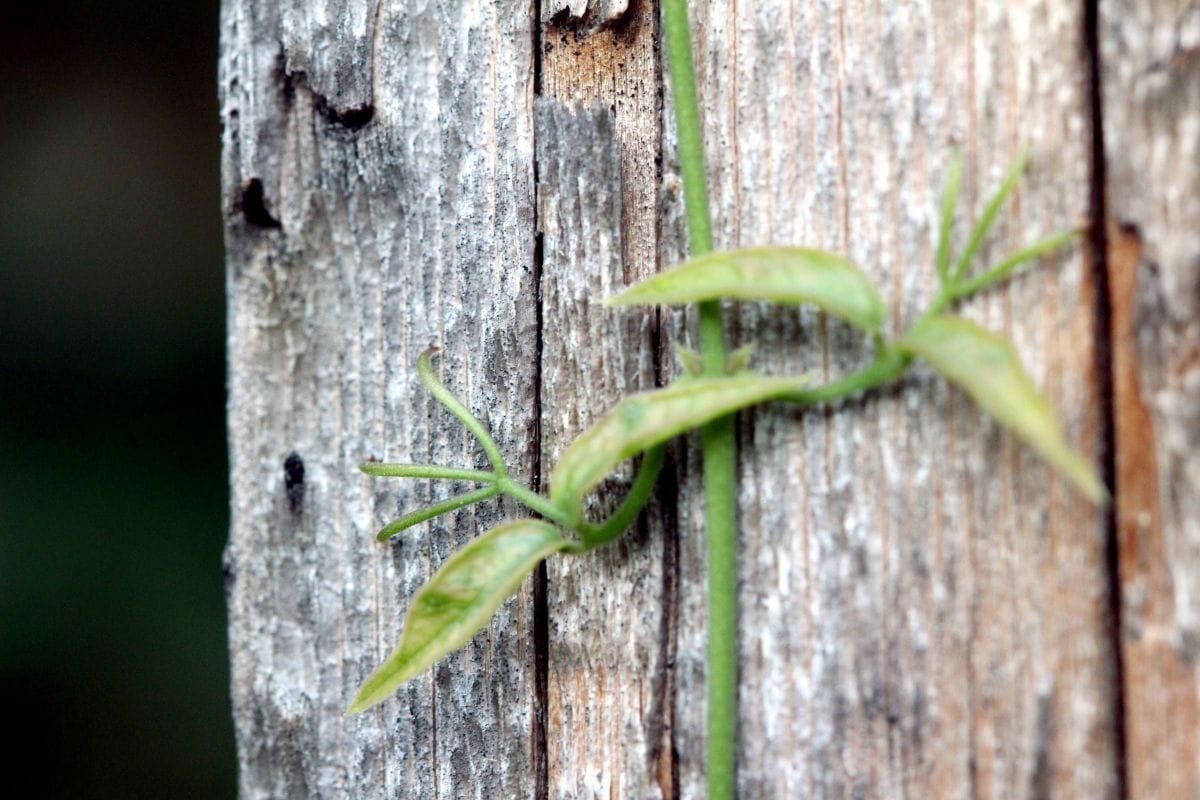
[0,3,234,797]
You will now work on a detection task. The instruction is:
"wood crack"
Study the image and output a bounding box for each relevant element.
[1084,0,1128,796]
[531,5,550,800]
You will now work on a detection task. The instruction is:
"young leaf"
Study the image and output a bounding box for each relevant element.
[951,149,1031,282]
[935,151,963,285]
[952,229,1081,301]
[726,341,756,374]
[374,485,500,542]
[549,373,811,513]
[896,315,1106,502]
[360,462,496,483]
[675,344,705,377]
[606,246,887,334]
[349,519,569,713]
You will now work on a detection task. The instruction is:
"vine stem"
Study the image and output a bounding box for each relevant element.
[574,445,667,552]
[417,349,509,479]
[663,2,736,798]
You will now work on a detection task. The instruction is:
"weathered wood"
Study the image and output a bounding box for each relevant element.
[538,6,675,799]
[670,2,1117,797]
[223,1,1196,797]
[536,99,670,800]
[1102,2,1200,797]
[543,0,631,33]
[221,1,539,797]
[540,0,661,298]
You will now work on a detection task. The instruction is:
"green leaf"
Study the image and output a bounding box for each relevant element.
[360,462,496,483]
[897,315,1106,502]
[674,344,705,377]
[374,485,500,542]
[549,372,811,513]
[951,149,1030,282]
[349,519,569,713]
[953,229,1081,301]
[606,246,887,334]
[935,151,963,285]
[726,341,756,374]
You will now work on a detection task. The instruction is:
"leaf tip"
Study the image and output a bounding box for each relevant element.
[346,690,378,716]
[674,344,705,377]
[1075,469,1110,506]
[417,346,442,373]
[602,288,634,307]
[725,341,757,374]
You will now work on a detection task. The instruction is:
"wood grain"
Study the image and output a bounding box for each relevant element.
[670,2,1117,797]
[222,1,1198,797]
[536,98,672,800]
[221,1,539,797]
[1102,2,1200,797]
[537,5,673,796]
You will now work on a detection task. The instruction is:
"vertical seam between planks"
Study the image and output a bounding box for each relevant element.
[530,3,549,799]
[650,5,681,796]
[1083,0,1127,796]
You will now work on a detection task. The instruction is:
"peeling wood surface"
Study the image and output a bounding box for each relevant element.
[671,2,1117,797]
[223,1,1197,798]
[1102,2,1200,797]
[221,1,538,797]
[543,0,632,33]
[541,0,661,291]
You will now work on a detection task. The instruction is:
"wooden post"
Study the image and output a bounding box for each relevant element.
[222,1,1197,796]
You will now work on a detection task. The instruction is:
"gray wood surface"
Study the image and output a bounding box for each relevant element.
[1102,2,1200,797]
[221,1,539,797]
[670,3,1117,797]
[537,6,675,799]
[223,1,1196,797]
[536,98,671,800]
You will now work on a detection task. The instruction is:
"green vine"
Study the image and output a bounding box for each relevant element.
[348,4,1104,795]
[661,1,737,794]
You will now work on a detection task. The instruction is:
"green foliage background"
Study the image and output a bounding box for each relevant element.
[0,2,234,796]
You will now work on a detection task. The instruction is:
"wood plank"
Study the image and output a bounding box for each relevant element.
[537,4,674,795]
[221,1,539,796]
[536,97,671,800]
[1102,2,1200,796]
[670,2,1118,796]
